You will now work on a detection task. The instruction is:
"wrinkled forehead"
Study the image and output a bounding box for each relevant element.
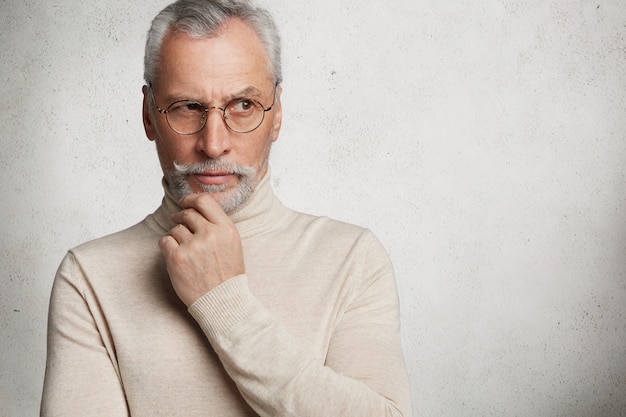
[155,18,273,84]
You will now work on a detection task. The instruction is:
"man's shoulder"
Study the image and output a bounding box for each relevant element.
[55,216,167,304]
[69,217,160,261]
[286,209,381,249]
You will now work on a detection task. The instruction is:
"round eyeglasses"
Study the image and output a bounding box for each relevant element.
[149,83,276,135]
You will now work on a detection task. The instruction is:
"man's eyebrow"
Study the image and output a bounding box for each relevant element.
[163,85,265,106]
[223,85,265,101]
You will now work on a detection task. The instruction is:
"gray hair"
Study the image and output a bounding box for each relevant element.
[144,0,282,86]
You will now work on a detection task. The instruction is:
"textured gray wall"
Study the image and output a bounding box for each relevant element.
[1,1,625,416]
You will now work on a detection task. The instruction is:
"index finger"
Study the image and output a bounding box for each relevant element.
[178,193,230,224]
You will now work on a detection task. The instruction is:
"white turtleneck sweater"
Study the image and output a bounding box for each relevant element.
[41,173,412,417]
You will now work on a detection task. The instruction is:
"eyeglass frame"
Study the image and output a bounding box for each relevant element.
[148,82,278,135]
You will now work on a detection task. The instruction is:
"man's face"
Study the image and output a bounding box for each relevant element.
[142,18,282,213]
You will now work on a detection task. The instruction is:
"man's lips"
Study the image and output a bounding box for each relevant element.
[192,172,235,186]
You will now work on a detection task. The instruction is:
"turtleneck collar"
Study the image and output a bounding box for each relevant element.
[149,167,291,238]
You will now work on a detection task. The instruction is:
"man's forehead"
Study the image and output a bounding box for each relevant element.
[162,18,265,57]
[157,24,269,74]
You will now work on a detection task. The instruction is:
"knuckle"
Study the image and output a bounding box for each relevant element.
[169,248,188,266]
[188,237,204,251]
[197,193,213,206]
[158,236,170,249]
[226,224,240,239]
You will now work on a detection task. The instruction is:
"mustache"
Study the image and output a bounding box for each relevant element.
[172,160,255,177]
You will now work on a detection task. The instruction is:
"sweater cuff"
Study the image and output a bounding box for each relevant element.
[188,274,261,342]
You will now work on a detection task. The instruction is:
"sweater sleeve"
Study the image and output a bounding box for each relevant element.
[188,231,412,417]
[40,252,129,417]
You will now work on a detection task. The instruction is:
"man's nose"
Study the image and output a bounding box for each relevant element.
[195,108,232,159]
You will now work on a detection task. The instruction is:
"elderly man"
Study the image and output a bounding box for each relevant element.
[41,0,412,416]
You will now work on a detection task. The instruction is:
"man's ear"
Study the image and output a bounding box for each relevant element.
[142,85,156,141]
[270,85,283,143]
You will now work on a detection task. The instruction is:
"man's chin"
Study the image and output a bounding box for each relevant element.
[212,187,254,214]
[170,179,253,214]
[194,183,230,195]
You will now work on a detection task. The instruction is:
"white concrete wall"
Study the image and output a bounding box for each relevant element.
[1,1,625,416]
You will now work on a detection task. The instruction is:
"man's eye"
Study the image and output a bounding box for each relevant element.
[185,103,203,111]
[170,101,204,113]
[229,99,255,113]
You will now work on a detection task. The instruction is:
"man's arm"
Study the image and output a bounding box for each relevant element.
[162,193,412,417]
[41,253,129,417]
[189,266,411,416]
